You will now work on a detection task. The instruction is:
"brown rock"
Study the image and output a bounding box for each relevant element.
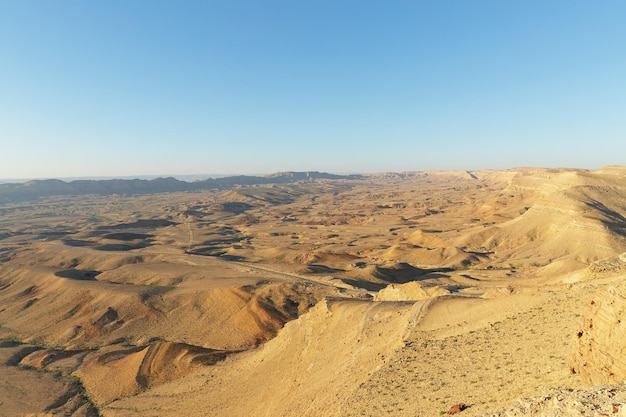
[447,403,467,414]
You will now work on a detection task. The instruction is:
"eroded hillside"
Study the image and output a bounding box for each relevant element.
[1,167,626,416]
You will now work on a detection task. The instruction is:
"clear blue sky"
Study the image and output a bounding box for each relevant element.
[1,1,625,179]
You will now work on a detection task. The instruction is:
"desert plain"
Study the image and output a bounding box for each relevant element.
[2,167,626,416]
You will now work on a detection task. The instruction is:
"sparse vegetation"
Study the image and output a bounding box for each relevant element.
[1,168,625,416]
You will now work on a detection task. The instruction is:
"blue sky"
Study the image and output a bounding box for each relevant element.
[1,1,625,179]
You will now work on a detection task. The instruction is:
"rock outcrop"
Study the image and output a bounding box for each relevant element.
[374,281,450,301]
[589,254,626,274]
[570,284,626,385]
[484,385,626,416]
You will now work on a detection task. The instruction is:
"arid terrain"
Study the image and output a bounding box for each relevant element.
[2,167,626,416]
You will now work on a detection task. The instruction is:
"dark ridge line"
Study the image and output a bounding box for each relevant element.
[0,171,365,205]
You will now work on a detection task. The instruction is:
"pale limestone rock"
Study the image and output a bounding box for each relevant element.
[570,284,626,385]
[484,385,626,416]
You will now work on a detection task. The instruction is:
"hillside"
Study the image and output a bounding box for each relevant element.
[1,167,626,416]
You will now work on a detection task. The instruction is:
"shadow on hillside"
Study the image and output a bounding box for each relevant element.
[93,241,153,251]
[372,264,453,284]
[185,249,247,262]
[586,200,626,237]
[62,239,94,247]
[101,232,153,241]
[301,264,344,274]
[338,267,454,292]
[339,279,386,291]
[55,269,101,281]
[96,219,176,230]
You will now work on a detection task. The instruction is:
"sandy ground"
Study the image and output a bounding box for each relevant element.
[1,167,626,416]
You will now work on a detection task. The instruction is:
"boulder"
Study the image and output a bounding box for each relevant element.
[448,403,467,414]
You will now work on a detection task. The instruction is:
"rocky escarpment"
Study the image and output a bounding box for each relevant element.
[570,283,626,386]
[589,254,626,274]
[485,277,626,416]
[484,385,626,416]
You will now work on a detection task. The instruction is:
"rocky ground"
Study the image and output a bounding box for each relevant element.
[2,167,626,416]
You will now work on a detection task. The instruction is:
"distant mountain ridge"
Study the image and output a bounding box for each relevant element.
[0,171,364,204]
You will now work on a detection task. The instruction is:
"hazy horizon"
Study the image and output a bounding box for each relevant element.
[2,164,623,185]
[2,1,625,179]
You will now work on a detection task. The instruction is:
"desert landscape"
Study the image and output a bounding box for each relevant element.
[2,167,626,416]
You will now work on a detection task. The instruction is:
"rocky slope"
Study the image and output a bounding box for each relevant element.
[570,279,626,386]
[2,167,626,416]
[485,385,626,416]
